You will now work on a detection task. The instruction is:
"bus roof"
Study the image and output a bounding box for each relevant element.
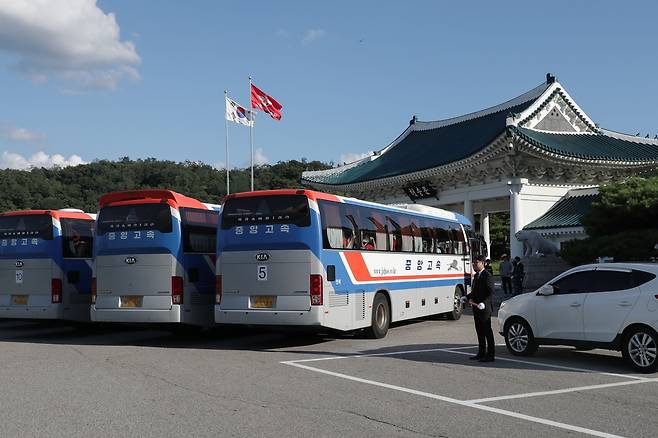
[224,189,341,203]
[0,209,95,221]
[99,189,210,210]
[224,189,469,225]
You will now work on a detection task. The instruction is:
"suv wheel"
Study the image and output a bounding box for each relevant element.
[504,319,538,356]
[622,327,658,373]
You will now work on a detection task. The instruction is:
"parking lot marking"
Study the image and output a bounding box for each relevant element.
[286,344,647,381]
[467,377,658,403]
[439,347,649,381]
[283,359,628,438]
[286,345,478,364]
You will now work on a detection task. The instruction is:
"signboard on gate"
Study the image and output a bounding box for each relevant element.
[403,181,437,201]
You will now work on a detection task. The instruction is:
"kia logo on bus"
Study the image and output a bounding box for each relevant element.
[15,260,23,268]
[124,257,137,265]
[255,253,270,262]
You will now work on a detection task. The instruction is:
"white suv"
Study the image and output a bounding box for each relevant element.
[498,263,658,373]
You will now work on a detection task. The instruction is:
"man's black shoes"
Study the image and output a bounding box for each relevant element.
[469,355,483,360]
[478,356,495,362]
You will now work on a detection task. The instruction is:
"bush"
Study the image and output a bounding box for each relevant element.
[561,229,658,266]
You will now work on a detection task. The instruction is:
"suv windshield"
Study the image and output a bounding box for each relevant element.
[97,204,173,235]
[221,195,310,229]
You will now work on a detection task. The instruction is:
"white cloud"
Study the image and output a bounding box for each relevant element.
[302,29,326,45]
[0,150,85,170]
[254,148,268,165]
[338,151,373,165]
[0,0,141,91]
[2,124,45,141]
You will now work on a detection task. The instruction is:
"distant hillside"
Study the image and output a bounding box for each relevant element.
[0,157,332,213]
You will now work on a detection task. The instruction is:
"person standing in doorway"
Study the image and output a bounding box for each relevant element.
[468,254,495,362]
[499,255,513,295]
[512,256,525,295]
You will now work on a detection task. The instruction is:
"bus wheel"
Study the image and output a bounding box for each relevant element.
[366,293,390,339]
[447,287,463,321]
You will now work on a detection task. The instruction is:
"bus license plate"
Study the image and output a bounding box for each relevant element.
[120,296,142,308]
[252,296,274,308]
[11,295,28,305]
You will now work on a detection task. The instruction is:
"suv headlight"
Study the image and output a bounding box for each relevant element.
[499,301,506,309]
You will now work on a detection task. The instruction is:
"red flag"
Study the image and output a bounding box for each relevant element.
[250,84,283,121]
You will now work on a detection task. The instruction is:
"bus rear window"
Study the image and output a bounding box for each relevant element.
[0,215,54,240]
[97,204,173,235]
[221,195,310,229]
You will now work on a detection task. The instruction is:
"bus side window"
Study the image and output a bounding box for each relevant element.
[434,221,453,254]
[386,215,402,252]
[344,208,360,250]
[319,201,343,249]
[451,224,466,255]
[62,219,94,258]
[181,208,218,253]
[420,219,435,254]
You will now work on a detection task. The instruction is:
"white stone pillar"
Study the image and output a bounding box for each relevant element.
[482,211,491,258]
[463,196,474,226]
[509,179,524,259]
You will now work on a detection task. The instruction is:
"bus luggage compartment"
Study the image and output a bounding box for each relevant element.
[0,258,52,308]
[219,250,312,312]
[94,254,175,310]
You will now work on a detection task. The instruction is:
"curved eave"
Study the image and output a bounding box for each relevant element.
[302,132,511,192]
[512,129,658,168]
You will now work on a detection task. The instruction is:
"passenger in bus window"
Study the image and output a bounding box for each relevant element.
[342,229,356,249]
[362,236,376,250]
[68,227,90,258]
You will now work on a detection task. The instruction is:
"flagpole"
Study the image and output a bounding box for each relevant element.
[224,90,230,195]
[249,76,254,191]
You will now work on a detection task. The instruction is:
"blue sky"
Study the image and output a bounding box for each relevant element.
[0,0,656,170]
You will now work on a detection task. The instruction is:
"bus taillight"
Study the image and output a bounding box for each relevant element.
[172,276,184,305]
[51,279,62,304]
[310,274,323,306]
[215,275,222,305]
[91,277,97,304]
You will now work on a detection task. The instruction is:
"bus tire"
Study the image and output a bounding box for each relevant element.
[366,293,390,339]
[446,286,463,321]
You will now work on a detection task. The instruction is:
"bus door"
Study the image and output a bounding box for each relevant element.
[94,203,176,311]
[219,195,313,312]
[0,215,55,308]
[458,224,472,292]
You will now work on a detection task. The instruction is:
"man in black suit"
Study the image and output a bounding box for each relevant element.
[468,254,495,362]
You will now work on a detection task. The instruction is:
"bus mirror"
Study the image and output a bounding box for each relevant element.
[327,265,336,282]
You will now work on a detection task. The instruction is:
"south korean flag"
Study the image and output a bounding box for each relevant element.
[225,96,254,127]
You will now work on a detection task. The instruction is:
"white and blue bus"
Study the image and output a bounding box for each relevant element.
[90,190,220,326]
[215,189,481,337]
[0,209,95,321]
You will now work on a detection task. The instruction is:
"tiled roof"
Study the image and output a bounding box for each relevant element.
[513,127,658,163]
[524,191,599,230]
[302,82,550,185]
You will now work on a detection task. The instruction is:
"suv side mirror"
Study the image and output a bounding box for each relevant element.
[537,284,554,296]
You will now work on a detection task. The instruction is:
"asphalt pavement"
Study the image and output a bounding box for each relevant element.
[1,299,657,438]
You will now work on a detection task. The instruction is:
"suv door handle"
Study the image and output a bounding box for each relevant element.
[570,303,581,307]
[618,301,632,307]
